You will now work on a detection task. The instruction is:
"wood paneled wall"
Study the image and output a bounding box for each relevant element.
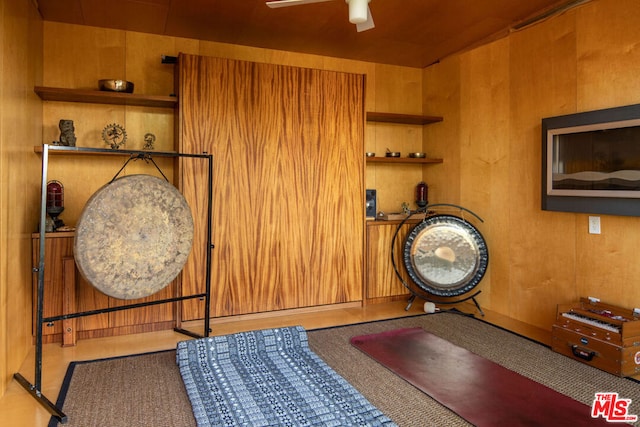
[423,0,640,330]
[365,65,425,214]
[40,24,178,221]
[0,0,43,398]
[178,54,365,319]
[26,18,427,343]
[5,0,639,400]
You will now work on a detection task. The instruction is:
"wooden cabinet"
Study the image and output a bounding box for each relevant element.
[366,221,419,302]
[32,233,176,345]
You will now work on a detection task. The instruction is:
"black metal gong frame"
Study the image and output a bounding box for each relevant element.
[390,203,487,315]
[14,144,214,424]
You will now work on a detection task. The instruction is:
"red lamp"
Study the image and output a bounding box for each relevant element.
[416,181,428,209]
[46,180,65,230]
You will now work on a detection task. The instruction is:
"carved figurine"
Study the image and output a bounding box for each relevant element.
[143,132,156,150]
[55,119,76,146]
[102,123,127,149]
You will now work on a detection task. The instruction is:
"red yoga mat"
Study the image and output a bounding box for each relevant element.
[351,327,613,426]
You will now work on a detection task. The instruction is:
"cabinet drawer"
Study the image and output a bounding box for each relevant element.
[552,325,640,377]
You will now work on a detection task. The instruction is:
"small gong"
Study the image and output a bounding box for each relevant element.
[74,174,194,300]
[403,215,488,297]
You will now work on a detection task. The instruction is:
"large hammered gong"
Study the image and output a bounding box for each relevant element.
[74,174,194,300]
[403,215,488,297]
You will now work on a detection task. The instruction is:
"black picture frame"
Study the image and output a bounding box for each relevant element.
[541,103,640,217]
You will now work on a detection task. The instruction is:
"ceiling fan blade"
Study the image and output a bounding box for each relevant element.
[266,0,334,8]
[267,0,374,32]
[355,6,374,32]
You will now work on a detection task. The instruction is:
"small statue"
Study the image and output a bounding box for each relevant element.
[55,119,76,146]
[102,123,127,149]
[143,133,156,150]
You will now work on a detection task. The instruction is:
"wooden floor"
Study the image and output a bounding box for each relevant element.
[0,300,550,426]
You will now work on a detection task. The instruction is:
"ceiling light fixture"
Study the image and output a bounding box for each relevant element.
[346,0,370,24]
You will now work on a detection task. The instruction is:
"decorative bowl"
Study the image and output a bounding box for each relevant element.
[409,152,426,158]
[98,79,134,93]
[366,152,376,157]
[385,151,401,157]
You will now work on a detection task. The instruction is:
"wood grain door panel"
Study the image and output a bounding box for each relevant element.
[179,54,365,319]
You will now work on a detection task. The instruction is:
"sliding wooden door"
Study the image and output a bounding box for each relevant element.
[178,54,365,319]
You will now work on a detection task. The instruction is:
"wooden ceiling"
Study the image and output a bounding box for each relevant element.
[35,0,588,68]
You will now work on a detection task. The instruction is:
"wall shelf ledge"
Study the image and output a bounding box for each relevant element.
[366,112,443,125]
[366,156,442,164]
[34,86,177,108]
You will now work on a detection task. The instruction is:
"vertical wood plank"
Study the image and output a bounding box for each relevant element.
[506,11,579,325]
[32,234,67,337]
[572,0,640,307]
[366,223,414,299]
[61,257,77,347]
[457,39,510,309]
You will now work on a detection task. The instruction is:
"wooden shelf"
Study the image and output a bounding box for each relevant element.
[33,144,181,157]
[366,156,443,164]
[367,218,425,226]
[31,231,74,238]
[34,86,177,108]
[366,112,443,125]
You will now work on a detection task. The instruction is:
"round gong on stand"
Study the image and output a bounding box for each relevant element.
[391,204,489,314]
[74,174,194,300]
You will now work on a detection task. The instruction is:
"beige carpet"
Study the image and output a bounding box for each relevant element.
[50,311,640,426]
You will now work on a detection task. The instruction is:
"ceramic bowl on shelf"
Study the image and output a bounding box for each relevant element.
[366,152,376,157]
[385,151,401,157]
[98,79,134,93]
[408,152,426,158]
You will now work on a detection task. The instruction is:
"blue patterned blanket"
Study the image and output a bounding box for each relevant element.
[177,326,395,427]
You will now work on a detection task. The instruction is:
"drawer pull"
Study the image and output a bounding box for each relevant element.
[571,344,596,361]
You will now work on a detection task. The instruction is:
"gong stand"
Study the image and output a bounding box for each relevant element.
[14,144,214,423]
[390,203,488,315]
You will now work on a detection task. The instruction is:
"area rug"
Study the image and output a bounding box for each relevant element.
[48,350,196,427]
[48,311,640,426]
[351,327,612,426]
[176,325,395,426]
